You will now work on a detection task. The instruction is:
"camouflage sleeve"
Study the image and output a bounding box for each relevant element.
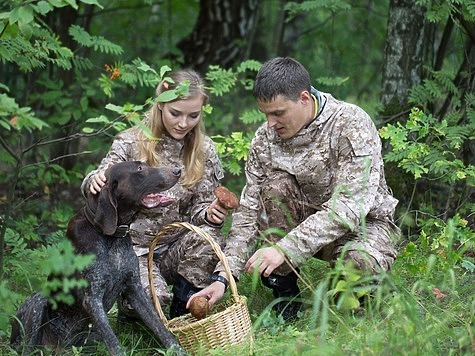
[80,131,135,198]
[277,107,383,266]
[189,137,225,226]
[215,128,267,279]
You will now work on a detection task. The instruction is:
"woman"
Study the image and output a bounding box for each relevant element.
[81,69,227,318]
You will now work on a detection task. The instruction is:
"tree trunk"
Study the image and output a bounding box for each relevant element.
[177,0,260,72]
[380,0,426,109]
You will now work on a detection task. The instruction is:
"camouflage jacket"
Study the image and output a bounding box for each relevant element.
[221,91,399,278]
[81,128,224,255]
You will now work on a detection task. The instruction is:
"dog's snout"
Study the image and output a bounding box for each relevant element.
[172,167,181,177]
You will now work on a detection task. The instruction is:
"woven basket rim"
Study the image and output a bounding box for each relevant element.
[147,221,242,325]
[167,295,248,332]
[148,222,253,353]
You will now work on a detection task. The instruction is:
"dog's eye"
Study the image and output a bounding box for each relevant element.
[137,165,144,171]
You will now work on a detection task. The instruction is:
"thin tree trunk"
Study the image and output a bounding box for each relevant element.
[177,0,260,72]
[380,0,426,109]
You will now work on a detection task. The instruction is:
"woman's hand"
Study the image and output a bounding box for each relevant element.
[186,277,226,309]
[206,198,228,224]
[89,170,107,194]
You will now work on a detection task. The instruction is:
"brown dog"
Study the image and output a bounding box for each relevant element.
[11,161,185,355]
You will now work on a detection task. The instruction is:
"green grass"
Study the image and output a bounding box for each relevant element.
[1,246,474,355]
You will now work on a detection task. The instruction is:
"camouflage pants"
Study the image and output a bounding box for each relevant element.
[137,224,224,307]
[257,171,399,276]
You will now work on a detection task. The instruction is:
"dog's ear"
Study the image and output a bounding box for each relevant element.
[94,183,118,236]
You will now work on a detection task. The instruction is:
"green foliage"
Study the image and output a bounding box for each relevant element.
[99,59,166,96]
[0,27,74,71]
[409,68,460,105]
[1,226,94,331]
[205,65,238,97]
[206,60,261,96]
[380,107,475,183]
[85,64,194,136]
[239,109,266,125]
[0,93,48,133]
[314,76,350,87]
[39,238,95,308]
[213,132,252,175]
[69,25,123,55]
[417,0,475,23]
[285,0,352,20]
[240,237,474,355]
[397,214,474,276]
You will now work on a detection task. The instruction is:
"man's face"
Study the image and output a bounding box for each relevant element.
[256,91,313,140]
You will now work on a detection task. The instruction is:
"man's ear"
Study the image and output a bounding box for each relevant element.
[299,90,312,104]
[94,183,118,236]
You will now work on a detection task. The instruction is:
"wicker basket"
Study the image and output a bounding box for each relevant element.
[148,222,253,354]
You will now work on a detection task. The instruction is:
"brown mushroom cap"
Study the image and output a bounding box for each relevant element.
[214,186,239,210]
[189,296,210,320]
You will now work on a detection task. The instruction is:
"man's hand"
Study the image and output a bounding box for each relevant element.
[244,246,285,277]
[186,279,226,309]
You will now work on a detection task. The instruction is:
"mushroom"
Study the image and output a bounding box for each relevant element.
[214,186,239,210]
[189,296,210,320]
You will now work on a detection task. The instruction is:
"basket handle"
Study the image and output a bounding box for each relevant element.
[147,221,239,325]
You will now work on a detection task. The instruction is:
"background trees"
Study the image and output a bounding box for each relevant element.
[1,0,473,354]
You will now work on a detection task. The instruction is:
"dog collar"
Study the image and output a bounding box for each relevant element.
[83,205,131,238]
[113,224,130,238]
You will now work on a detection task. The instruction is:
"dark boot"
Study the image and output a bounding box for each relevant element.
[169,275,202,319]
[261,272,302,321]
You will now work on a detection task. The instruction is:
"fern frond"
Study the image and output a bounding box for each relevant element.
[424,79,443,100]
[0,38,47,71]
[0,26,75,71]
[433,70,458,95]
[316,76,350,87]
[444,109,463,125]
[120,58,160,88]
[467,2,475,19]
[69,25,123,55]
[285,0,351,19]
[206,65,237,96]
[408,83,429,105]
[239,109,265,125]
[236,60,261,73]
[71,55,94,71]
[446,125,470,149]
[467,107,475,128]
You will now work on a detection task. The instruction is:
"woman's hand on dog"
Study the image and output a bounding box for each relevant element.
[206,199,228,224]
[89,170,107,194]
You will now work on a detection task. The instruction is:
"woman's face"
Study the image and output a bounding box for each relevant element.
[159,96,204,140]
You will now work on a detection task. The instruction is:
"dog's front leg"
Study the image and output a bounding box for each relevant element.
[125,283,186,355]
[82,298,124,356]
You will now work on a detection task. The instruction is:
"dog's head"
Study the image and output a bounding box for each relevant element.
[92,161,180,236]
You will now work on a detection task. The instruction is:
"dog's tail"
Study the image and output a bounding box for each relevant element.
[10,293,49,354]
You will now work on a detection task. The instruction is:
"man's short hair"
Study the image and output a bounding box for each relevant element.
[253,57,312,102]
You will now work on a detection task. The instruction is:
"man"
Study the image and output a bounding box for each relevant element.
[189,57,401,320]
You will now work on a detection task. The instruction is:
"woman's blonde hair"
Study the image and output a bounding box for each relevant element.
[134,69,209,189]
